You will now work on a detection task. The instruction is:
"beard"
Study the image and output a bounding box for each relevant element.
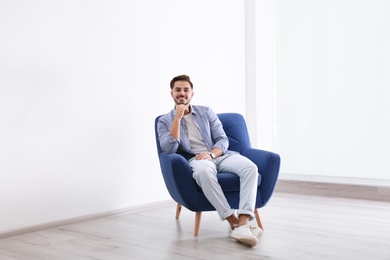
[174,96,191,105]
[175,100,190,105]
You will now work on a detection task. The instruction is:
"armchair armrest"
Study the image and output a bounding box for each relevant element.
[241,148,281,206]
[159,153,200,209]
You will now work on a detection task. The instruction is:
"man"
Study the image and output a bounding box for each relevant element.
[157,75,262,247]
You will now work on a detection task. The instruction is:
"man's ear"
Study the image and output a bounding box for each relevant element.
[170,90,173,97]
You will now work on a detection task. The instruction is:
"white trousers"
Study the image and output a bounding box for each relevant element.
[189,153,258,221]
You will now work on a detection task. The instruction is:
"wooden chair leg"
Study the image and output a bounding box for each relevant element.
[194,212,202,236]
[254,208,264,230]
[176,203,182,219]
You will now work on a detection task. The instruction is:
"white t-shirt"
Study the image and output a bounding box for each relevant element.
[183,114,208,154]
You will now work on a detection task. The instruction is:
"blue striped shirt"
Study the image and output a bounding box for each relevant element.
[157,105,229,156]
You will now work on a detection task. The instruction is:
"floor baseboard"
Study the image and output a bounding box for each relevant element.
[275,177,390,202]
[0,200,174,239]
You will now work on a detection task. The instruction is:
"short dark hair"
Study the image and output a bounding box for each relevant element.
[170,75,193,89]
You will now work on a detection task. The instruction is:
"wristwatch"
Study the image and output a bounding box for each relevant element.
[209,152,216,159]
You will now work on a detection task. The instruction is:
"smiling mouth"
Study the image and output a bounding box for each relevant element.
[175,98,188,105]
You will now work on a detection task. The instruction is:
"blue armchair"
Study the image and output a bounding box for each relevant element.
[154,113,280,236]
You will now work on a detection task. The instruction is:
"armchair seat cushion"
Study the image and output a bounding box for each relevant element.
[195,172,262,192]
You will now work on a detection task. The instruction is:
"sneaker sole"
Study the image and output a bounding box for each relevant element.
[231,234,257,247]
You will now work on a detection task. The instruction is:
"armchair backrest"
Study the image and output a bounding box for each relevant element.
[155,113,251,156]
[155,115,164,157]
[217,113,251,153]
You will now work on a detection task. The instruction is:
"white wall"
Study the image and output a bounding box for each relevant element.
[0,0,246,233]
[256,0,390,183]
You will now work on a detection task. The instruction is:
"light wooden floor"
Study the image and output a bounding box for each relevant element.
[1,192,390,260]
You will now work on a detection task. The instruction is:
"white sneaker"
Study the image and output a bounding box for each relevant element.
[233,223,263,238]
[249,225,263,238]
[231,225,258,247]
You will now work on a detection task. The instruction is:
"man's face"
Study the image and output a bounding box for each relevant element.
[171,81,194,105]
